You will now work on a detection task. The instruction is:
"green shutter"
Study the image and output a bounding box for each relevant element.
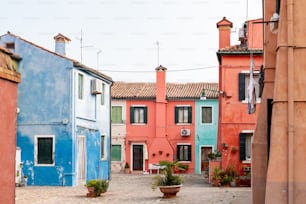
[188,107,192,123]
[112,106,122,123]
[240,133,246,161]
[143,107,148,123]
[176,145,180,161]
[175,107,179,123]
[130,107,134,123]
[111,145,121,161]
[239,73,245,101]
[188,145,192,161]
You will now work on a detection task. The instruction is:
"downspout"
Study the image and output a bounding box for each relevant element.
[108,82,113,180]
[287,0,294,203]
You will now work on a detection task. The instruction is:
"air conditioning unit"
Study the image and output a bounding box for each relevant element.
[181,129,190,136]
[91,79,102,94]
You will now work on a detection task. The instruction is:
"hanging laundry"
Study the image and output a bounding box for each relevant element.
[258,65,264,98]
[248,56,256,114]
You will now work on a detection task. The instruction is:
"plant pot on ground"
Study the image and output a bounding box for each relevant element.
[86,179,109,197]
[152,160,184,198]
[124,162,130,174]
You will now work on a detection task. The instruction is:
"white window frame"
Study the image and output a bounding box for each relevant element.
[200,105,213,124]
[77,73,84,101]
[34,135,55,166]
[100,134,106,160]
[100,83,105,106]
[240,70,261,103]
[241,130,253,163]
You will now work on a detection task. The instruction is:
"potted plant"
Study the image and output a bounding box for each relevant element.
[214,150,222,161]
[152,160,184,198]
[225,164,238,187]
[212,166,222,187]
[207,152,215,160]
[124,162,130,174]
[86,179,109,197]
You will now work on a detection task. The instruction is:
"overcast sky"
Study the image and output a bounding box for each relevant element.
[1,0,262,82]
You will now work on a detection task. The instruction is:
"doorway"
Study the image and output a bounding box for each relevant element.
[200,146,213,173]
[77,136,86,185]
[132,144,143,171]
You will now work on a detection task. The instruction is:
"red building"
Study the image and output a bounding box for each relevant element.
[0,46,21,204]
[216,17,263,178]
[111,66,218,174]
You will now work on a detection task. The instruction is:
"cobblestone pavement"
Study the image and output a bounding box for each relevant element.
[15,173,251,204]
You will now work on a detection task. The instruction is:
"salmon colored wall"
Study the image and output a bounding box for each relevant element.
[248,19,263,49]
[0,78,18,204]
[125,100,156,171]
[219,54,263,172]
[166,101,195,173]
[125,99,196,173]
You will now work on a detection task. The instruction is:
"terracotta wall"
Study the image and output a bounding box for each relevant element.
[0,78,18,204]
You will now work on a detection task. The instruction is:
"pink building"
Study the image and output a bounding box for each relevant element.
[111,66,218,174]
[0,46,21,204]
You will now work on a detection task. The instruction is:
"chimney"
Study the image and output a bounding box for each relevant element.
[216,17,233,49]
[53,33,71,56]
[155,65,167,103]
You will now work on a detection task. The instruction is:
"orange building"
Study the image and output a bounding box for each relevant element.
[0,46,21,204]
[111,66,218,174]
[216,17,263,180]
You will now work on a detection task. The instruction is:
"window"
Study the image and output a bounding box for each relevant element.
[201,106,212,124]
[101,83,105,105]
[101,135,106,160]
[240,132,253,161]
[238,72,260,101]
[111,145,122,161]
[130,106,147,124]
[175,106,192,124]
[177,144,192,161]
[112,106,123,123]
[35,135,55,165]
[5,42,15,50]
[78,73,84,100]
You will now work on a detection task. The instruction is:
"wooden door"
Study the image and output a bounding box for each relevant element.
[132,145,143,171]
[201,146,212,172]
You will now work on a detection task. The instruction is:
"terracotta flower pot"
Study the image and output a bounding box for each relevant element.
[159,184,182,198]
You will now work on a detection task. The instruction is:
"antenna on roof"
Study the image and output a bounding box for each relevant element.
[156,41,159,66]
[76,29,93,63]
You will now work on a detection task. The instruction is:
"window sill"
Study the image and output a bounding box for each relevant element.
[176,123,192,126]
[242,160,251,164]
[131,123,147,126]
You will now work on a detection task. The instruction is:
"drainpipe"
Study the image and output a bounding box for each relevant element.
[108,82,113,181]
[287,0,294,203]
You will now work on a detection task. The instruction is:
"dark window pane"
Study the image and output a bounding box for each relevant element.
[38,138,53,164]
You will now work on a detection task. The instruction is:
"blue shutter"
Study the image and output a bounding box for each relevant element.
[240,133,246,161]
[238,73,245,101]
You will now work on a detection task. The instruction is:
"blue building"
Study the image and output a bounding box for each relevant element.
[195,88,219,174]
[0,32,113,186]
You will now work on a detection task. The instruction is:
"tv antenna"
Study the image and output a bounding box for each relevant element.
[76,29,93,63]
[156,41,159,66]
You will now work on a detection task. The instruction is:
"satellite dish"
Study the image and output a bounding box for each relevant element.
[270,13,279,34]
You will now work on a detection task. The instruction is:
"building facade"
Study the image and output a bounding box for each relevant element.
[216,18,263,177]
[111,66,219,174]
[0,32,113,186]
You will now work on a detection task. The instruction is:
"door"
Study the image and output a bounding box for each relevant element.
[77,136,86,185]
[132,145,143,171]
[201,146,213,173]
